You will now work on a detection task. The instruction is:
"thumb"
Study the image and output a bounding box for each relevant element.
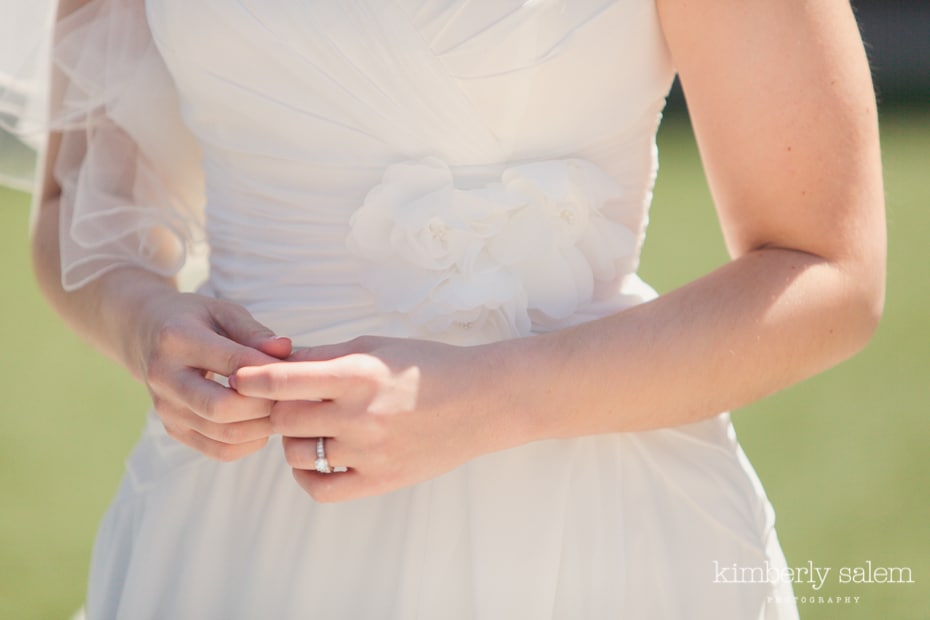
[210,301,292,359]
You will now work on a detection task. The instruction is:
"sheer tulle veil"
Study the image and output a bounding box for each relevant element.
[0,0,206,291]
[0,0,55,139]
[0,0,55,194]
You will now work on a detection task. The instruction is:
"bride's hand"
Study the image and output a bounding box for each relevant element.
[230,336,518,502]
[125,288,292,461]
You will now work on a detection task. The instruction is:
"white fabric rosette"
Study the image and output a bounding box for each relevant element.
[347,157,638,345]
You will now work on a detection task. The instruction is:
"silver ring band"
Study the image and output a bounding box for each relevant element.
[315,437,332,474]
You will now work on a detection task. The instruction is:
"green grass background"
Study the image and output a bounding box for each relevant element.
[0,109,927,619]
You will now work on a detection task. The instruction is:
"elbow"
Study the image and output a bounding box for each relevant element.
[837,250,885,359]
[849,287,883,355]
[856,277,884,350]
[855,223,887,350]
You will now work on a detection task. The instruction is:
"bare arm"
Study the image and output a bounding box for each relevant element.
[512,0,885,439]
[33,0,176,372]
[232,0,885,501]
[32,0,292,460]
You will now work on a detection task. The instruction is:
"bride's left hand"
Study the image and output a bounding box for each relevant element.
[229,336,523,502]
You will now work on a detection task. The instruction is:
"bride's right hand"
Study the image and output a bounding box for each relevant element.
[32,145,292,462]
[121,285,292,461]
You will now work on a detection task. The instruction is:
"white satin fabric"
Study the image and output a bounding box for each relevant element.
[39,0,800,617]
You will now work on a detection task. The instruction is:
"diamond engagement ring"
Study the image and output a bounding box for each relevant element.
[315,437,332,474]
[315,437,348,474]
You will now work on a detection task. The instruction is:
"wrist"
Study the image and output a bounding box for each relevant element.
[469,333,560,452]
[95,267,177,380]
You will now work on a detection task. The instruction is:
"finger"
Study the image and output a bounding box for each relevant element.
[152,367,274,423]
[292,467,384,504]
[257,336,293,360]
[269,399,344,437]
[150,311,288,379]
[163,424,270,463]
[231,360,359,401]
[185,330,288,377]
[170,405,273,445]
[282,436,350,471]
[210,301,293,358]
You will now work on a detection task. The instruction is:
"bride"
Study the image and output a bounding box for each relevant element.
[18,0,884,617]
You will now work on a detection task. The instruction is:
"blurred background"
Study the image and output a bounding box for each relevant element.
[1,2,927,619]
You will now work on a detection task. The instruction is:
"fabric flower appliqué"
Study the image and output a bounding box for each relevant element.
[347,157,637,344]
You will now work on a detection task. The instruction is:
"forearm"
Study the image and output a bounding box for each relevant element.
[31,195,177,380]
[497,246,882,443]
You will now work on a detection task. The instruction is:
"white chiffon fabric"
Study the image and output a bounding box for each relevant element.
[25,0,801,617]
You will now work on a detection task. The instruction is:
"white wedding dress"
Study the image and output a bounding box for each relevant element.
[33,0,801,618]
